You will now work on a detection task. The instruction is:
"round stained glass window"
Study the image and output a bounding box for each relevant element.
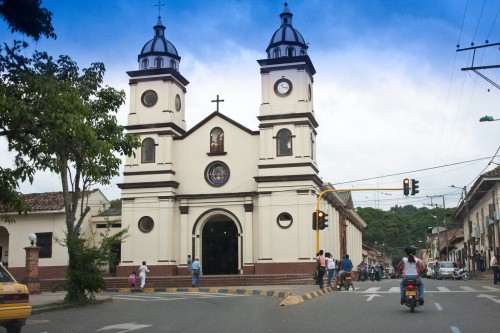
[205,161,230,187]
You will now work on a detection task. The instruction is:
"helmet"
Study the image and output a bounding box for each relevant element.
[404,246,417,256]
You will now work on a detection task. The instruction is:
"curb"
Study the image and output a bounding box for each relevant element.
[106,287,293,299]
[31,297,113,314]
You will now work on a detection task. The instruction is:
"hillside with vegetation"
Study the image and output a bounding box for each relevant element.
[356,205,460,266]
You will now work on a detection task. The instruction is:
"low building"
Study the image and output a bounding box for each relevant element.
[452,166,500,271]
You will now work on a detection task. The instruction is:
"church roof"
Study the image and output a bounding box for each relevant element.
[138,16,181,69]
[266,2,308,55]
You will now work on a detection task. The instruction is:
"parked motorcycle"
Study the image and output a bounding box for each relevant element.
[357,265,368,281]
[452,267,470,281]
[401,279,423,312]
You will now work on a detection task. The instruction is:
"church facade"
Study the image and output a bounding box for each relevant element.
[117,4,366,277]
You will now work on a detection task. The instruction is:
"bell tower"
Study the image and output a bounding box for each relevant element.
[256,3,320,177]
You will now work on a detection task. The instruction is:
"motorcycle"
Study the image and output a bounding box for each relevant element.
[336,272,354,291]
[357,265,368,281]
[370,266,381,281]
[402,279,423,312]
[452,267,470,281]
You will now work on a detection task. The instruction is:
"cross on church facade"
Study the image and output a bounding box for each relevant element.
[211,95,225,112]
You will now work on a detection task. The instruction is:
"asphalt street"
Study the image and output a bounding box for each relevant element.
[17,278,500,333]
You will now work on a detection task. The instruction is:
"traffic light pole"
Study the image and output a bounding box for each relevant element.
[315,187,403,254]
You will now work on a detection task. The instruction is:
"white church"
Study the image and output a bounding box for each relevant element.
[115,3,366,277]
[1,3,366,280]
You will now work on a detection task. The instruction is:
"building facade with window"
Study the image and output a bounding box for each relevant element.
[117,4,366,277]
[452,166,500,272]
[1,190,114,279]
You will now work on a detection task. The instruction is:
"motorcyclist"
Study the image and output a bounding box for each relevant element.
[337,254,353,286]
[396,246,426,305]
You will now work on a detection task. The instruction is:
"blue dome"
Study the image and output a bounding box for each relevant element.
[138,17,181,71]
[266,3,308,59]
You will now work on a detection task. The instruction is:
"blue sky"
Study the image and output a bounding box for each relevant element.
[2,0,499,210]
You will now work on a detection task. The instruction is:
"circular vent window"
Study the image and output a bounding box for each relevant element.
[138,216,154,233]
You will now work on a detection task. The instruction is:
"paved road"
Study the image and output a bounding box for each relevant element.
[18,279,499,333]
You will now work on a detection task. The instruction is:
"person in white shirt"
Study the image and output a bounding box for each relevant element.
[491,254,499,285]
[326,253,336,287]
[138,261,149,291]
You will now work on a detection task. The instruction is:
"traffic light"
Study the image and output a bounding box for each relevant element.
[318,211,329,230]
[312,212,318,230]
[411,179,419,195]
[403,178,410,196]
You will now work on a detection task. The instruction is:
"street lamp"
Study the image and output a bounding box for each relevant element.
[479,115,499,122]
[28,233,37,246]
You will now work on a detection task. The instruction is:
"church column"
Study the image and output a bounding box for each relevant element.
[258,194,272,260]
[179,199,189,264]
[298,191,312,259]
[243,198,254,272]
[121,198,134,262]
[158,197,174,262]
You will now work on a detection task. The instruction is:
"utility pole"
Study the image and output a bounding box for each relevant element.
[426,194,447,260]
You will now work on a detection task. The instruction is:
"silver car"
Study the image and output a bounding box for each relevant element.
[438,261,456,279]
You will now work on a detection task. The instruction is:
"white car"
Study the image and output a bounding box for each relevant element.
[438,261,456,279]
[426,261,436,278]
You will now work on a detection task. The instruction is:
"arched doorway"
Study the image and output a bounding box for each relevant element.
[201,219,238,275]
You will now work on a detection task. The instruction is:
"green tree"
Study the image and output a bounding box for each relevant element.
[1,47,140,302]
[0,0,55,219]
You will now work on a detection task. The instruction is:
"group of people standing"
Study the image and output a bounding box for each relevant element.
[315,250,353,289]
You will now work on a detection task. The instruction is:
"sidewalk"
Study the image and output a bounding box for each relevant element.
[29,284,331,313]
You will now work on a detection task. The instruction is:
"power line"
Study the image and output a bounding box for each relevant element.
[332,155,496,186]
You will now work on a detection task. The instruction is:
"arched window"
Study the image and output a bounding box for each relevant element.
[287,47,295,57]
[141,58,149,69]
[141,138,156,163]
[210,127,224,153]
[273,47,281,58]
[276,129,292,156]
[170,59,176,70]
[155,57,163,68]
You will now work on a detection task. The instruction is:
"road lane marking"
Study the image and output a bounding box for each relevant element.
[389,287,400,293]
[437,287,450,292]
[459,286,475,292]
[435,303,443,311]
[482,286,499,291]
[364,294,382,301]
[477,294,500,303]
[450,326,461,333]
[365,287,381,292]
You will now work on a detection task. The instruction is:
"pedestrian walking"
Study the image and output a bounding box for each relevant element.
[138,261,149,291]
[326,252,336,287]
[192,257,201,287]
[491,253,500,285]
[316,250,326,289]
[128,271,136,292]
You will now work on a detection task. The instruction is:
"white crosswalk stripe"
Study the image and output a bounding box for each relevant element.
[460,286,476,291]
[354,285,500,293]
